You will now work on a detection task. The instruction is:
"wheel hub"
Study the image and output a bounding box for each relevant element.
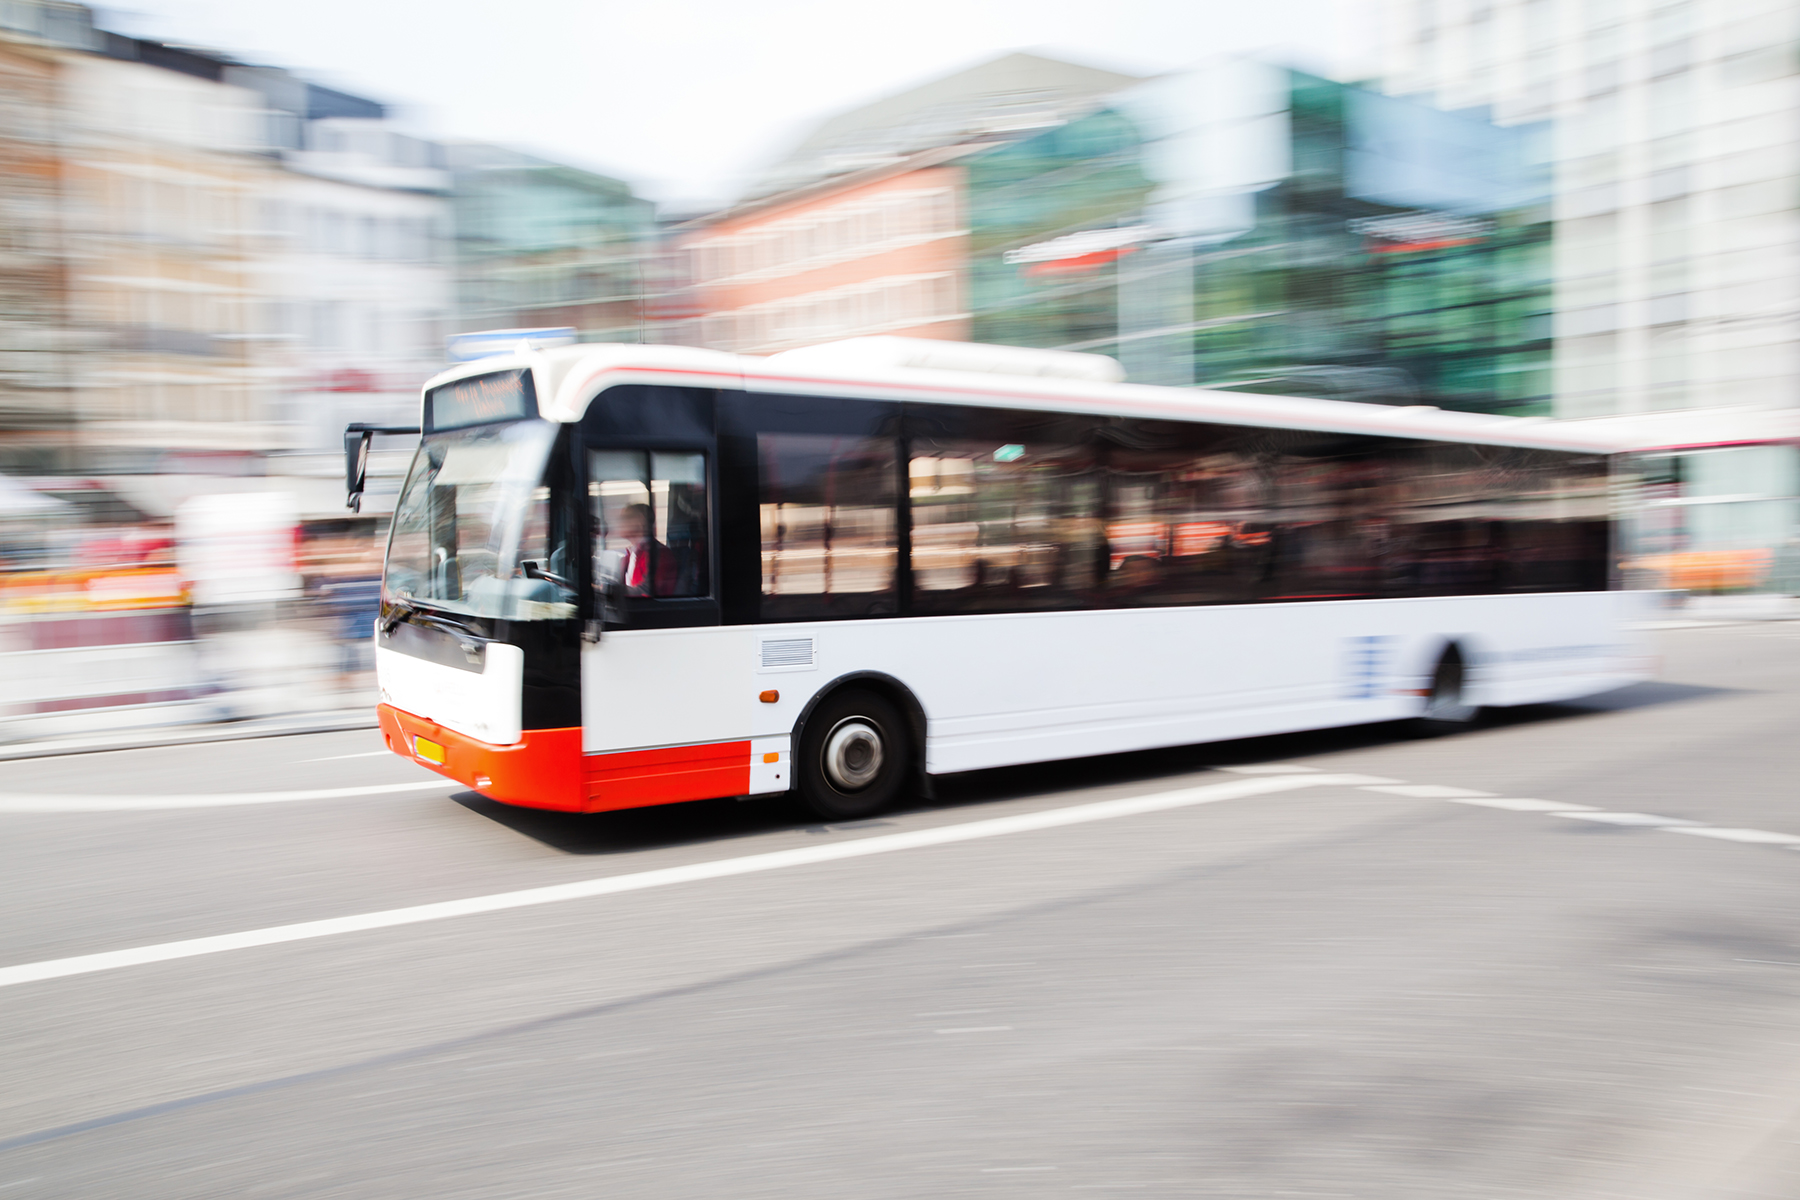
[823,719,884,791]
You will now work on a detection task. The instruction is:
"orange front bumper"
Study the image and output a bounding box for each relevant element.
[379,704,583,811]
[379,704,754,814]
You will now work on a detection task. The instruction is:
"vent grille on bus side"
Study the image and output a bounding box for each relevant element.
[761,637,814,669]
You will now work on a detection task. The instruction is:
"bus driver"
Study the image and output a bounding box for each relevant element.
[612,502,676,596]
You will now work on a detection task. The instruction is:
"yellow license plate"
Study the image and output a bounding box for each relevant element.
[413,736,445,765]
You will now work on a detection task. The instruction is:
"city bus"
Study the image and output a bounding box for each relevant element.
[352,334,1648,821]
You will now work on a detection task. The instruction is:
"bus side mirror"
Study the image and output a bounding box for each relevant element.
[344,428,372,513]
[344,423,421,513]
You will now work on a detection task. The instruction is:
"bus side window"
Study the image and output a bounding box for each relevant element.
[1102,434,1265,607]
[909,438,1102,614]
[757,433,898,618]
[589,449,710,599]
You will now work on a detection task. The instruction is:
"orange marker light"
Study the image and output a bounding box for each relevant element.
[759,689,779,703]
[762,751,780,763]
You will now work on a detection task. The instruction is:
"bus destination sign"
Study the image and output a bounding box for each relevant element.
[427,369,536,431]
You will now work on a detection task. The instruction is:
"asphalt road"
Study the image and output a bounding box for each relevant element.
[2,622,1799,1199]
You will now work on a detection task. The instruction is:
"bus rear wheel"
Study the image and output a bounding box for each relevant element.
[796,689,911,821]
[1415,649,1479,735]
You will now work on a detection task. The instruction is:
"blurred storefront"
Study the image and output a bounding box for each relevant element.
[1569,406,1800,596]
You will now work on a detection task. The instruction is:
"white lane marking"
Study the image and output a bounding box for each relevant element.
[917,1009,993,1017]
[1361,784,1495,799]
[1666,827,1800,845]
[1220,764,1321,774]
[1553,812,1704,827]
[1446,797,1598,813]
[1432,791,1800,849]
[936,1026,1013,1034]
[0,772,1392,991]
[299,751,389,763]
[0,781,451,813]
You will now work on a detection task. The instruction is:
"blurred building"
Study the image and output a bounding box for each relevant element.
[1106,64,1552,410]
[680,53,1140,355]
[964,104,1156,359]
[238,85,454,455]
[447,142,655,345]
[1380,0,1800,577]
[55,38,279,466]
[688,53,1552,416]
[684,153,970,353]
[0,21,71,472]
[0,0,457,491]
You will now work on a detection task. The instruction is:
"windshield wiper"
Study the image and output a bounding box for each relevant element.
[380,596,487,641]
[379,594,415,635]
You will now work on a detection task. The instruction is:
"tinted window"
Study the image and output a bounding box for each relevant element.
[1257,433,1391,601]
[909,408,1103,614]
[1100,422,1267,607]
[1385,444,1610,596]
[717,390,901,624]
[758,433,899,619]
[590,449,710,598]
[1494,450,1611,592]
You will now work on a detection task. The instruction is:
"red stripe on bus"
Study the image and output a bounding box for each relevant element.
[378,705,753,813]
[378,705,584,810]
[584,741,752,813]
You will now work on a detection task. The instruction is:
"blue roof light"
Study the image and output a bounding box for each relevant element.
[445,328,577,362]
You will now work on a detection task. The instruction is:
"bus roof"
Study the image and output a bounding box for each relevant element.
[419,340,1622,455]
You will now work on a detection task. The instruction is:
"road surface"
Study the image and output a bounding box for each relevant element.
[1,622,1798,1198]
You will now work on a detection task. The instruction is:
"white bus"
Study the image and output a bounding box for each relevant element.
[354,335,1648,821]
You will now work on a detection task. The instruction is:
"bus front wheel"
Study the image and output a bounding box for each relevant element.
[797,689,912,821]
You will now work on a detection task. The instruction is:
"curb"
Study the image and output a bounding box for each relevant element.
[0,710,379,763]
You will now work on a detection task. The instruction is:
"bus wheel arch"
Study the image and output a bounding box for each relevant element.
[791,672,928,818]
[1416,640,1480,733]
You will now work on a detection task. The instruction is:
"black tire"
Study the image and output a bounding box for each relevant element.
[1415,649,1479,736]
[796,688,912,821]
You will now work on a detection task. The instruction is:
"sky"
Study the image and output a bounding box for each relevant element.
[99,0,1381,209]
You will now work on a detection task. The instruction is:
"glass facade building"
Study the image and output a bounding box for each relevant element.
[448,144,656,344]
[966,64,1554,416]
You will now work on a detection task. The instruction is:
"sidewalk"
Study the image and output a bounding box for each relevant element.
[0,623,380,761]
[1640,593,1800,628]
[0,705,379,763]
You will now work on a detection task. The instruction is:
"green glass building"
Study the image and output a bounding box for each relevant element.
[965,64,1553,416]
[447,143,656,344]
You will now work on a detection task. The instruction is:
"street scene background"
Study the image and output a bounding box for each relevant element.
[0,0,1796,744]
[4,3,1800,1197]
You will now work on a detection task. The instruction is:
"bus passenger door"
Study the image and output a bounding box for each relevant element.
[580,446,752,806]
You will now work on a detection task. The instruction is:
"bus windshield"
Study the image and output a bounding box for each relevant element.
[384,419,576,621]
